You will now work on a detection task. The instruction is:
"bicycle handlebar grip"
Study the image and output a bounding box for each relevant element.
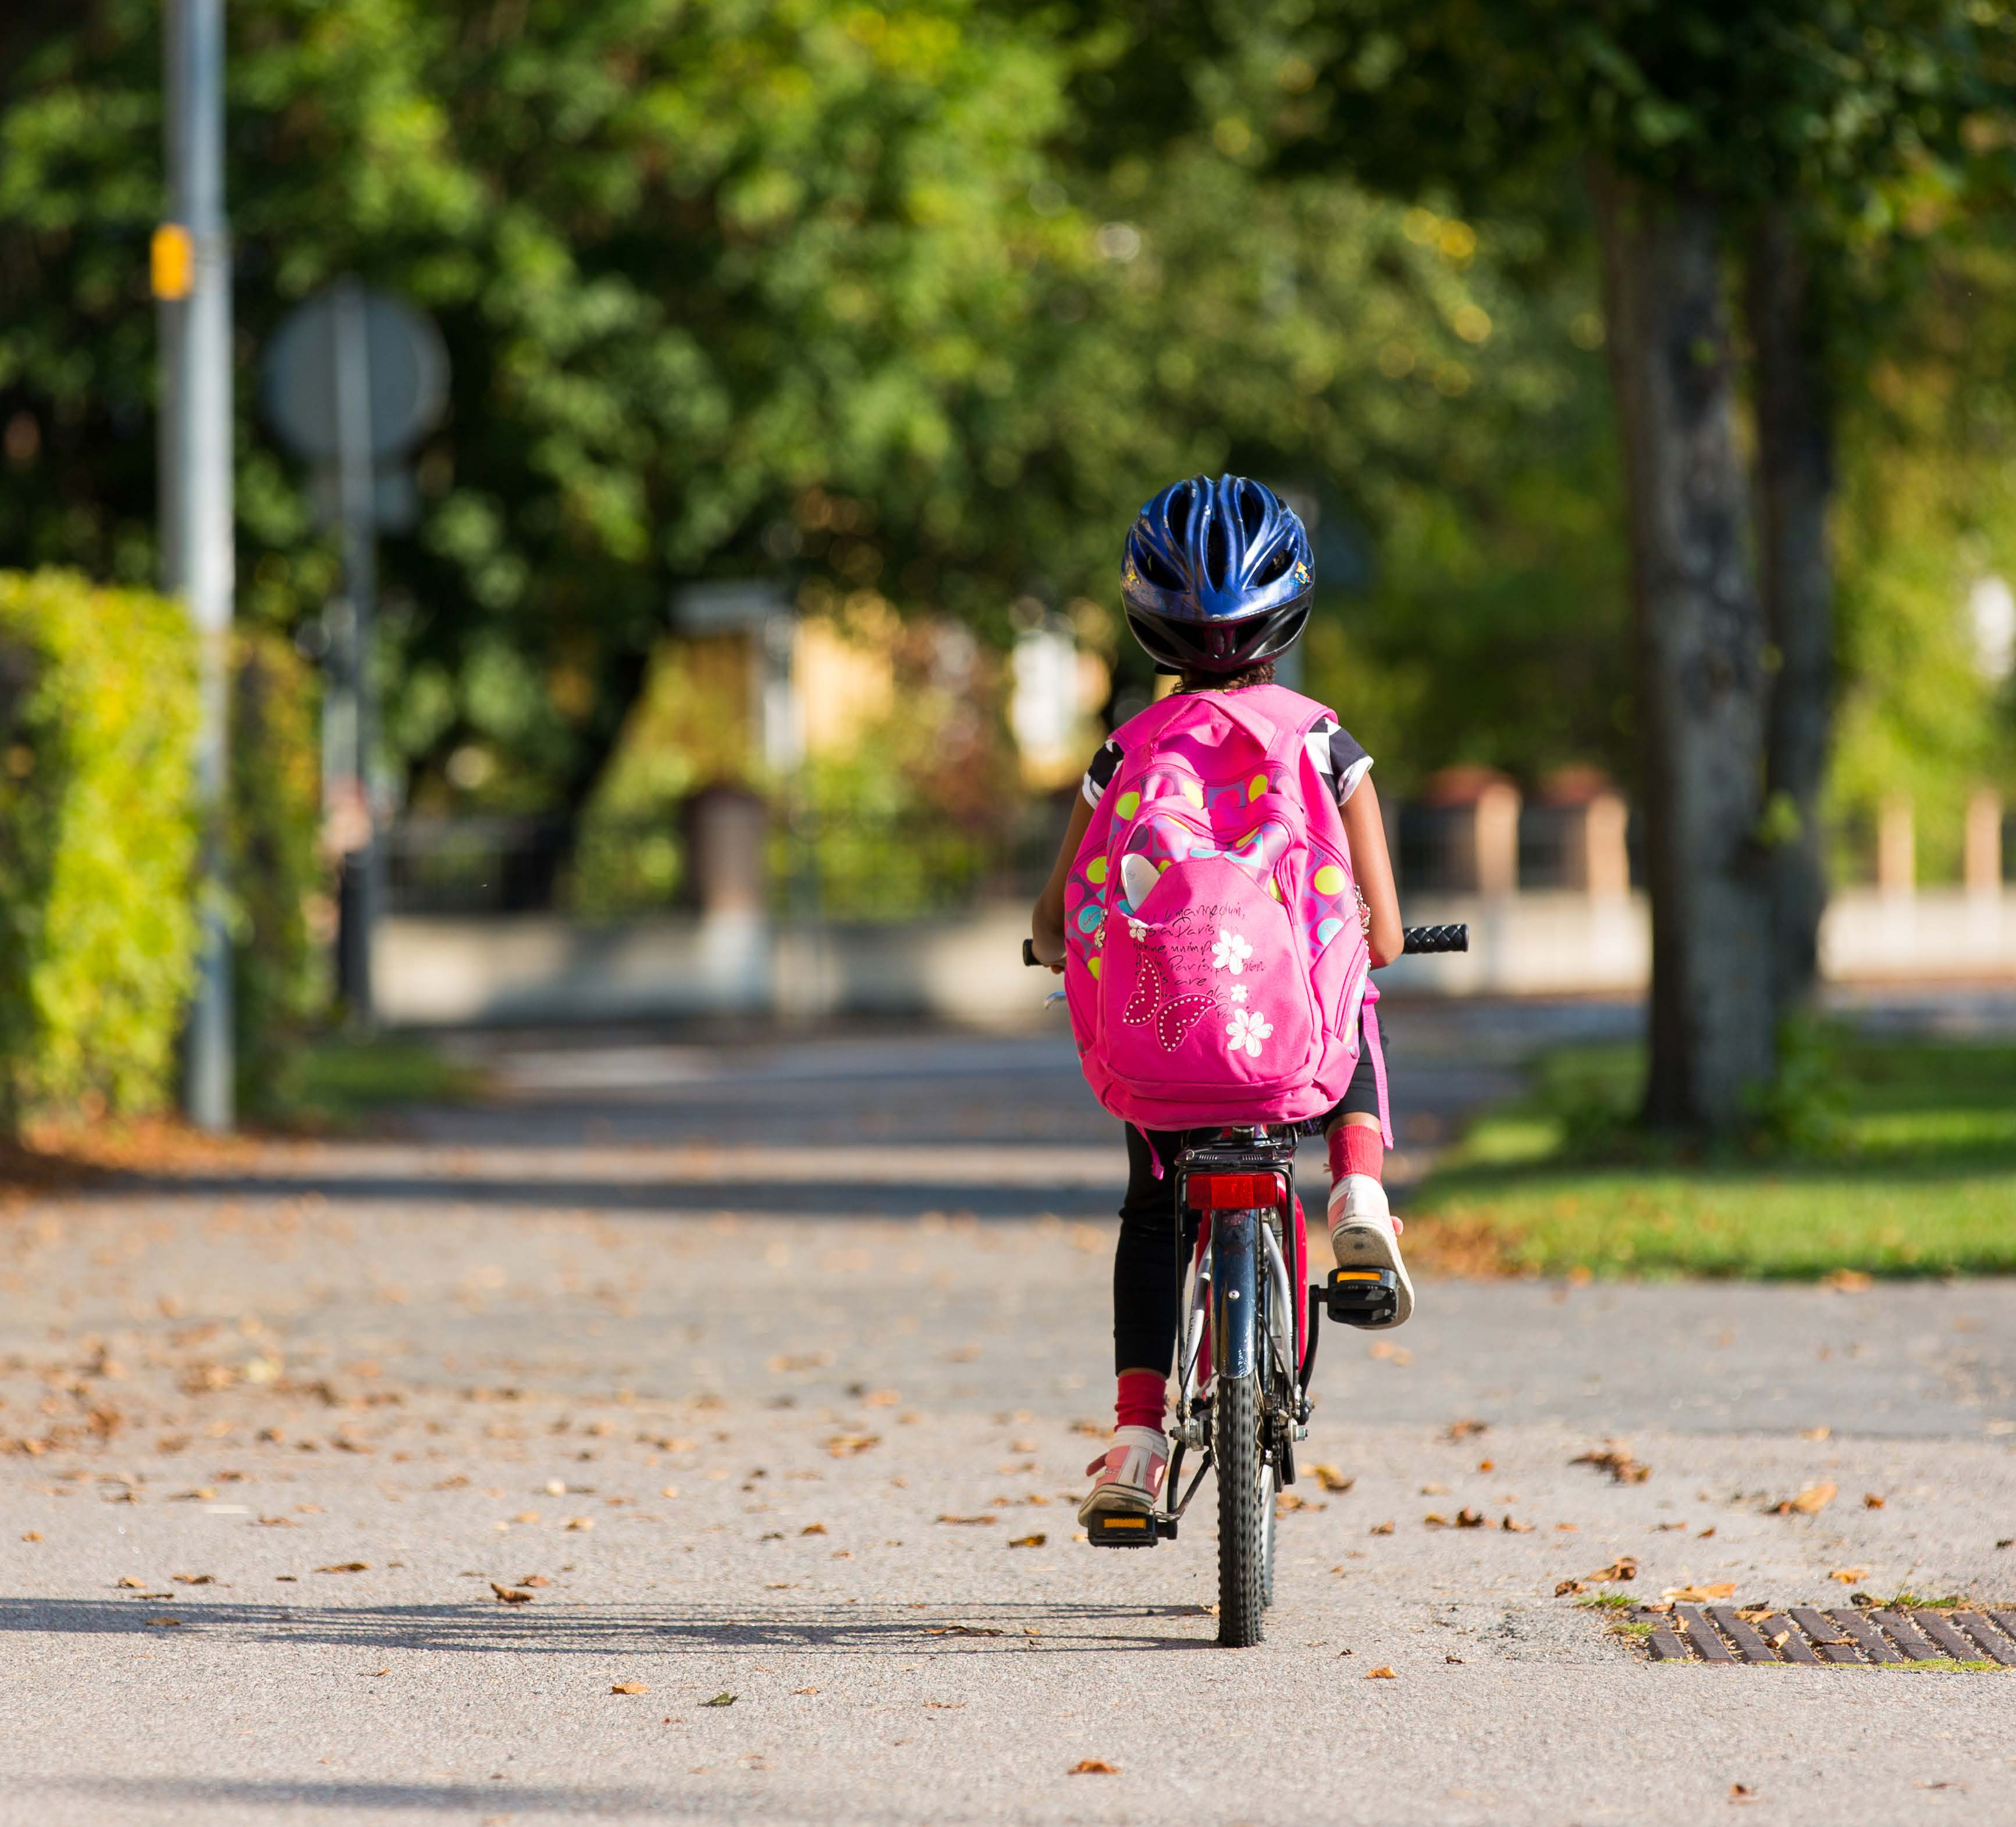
[1401,923,1469,954]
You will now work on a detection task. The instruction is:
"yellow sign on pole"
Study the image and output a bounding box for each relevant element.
[151,223,194,300]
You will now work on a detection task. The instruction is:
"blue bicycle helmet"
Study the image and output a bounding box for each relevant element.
[1121,474,1314,675]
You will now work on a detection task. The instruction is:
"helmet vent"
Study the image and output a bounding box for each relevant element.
[1254,542,1293,586]
[1136,545,1184,591]
[1204,515,1229,590]
[1236,482,1265,541]
[1165,481,1196,542]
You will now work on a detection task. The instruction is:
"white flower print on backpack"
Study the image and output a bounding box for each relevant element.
[1225,1007,1272,1057]
[1211,929,1253,975]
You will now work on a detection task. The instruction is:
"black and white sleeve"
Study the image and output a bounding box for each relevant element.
[1082,737,1125,810]
[1304,717,1373,806]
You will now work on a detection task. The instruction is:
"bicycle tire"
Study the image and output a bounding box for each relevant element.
[1215,1373,1266,1647]
[1260,1452,1278,1609]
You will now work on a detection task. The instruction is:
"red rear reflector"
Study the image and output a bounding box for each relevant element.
[1184,1171,1287,1210]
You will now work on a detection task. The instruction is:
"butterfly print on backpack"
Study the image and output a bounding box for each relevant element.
[1121,949,1221,1053]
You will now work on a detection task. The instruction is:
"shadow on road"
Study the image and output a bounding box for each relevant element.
[0,1597,1210,1655]
[102,1174,1119,1220]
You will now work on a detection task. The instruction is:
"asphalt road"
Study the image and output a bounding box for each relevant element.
[0,1007,2011,1827]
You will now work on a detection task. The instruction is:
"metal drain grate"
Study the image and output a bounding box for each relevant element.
[1630,1603,2016,1666]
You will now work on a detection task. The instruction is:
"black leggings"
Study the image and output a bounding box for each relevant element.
[1111,1025,1382,1376]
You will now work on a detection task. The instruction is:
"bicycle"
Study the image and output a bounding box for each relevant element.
[1026,922,1469,1647]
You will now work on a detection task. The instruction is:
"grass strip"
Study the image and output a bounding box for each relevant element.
[1408,1033,2016,1279]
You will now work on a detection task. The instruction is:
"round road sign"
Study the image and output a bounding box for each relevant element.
[262,285,448,463]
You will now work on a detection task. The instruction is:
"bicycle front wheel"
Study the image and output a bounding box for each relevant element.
[1214,1371,1268,1647]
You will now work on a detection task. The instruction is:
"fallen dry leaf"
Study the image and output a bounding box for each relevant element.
[1731,1783,1760,1803]
[170,1574,215,1586]
[20,1533,39,1543]
[518,1574,551,1588]
[116,1576,147,1590]
[925,1624,1004,1637]
[1276,1492,1325,1514]
[1771,1483,1837,1516]
[1069,1419,1105,1437]
[1007,1533,1047,1548]
[1587,1557,1638,1582]
[800,1522,827,1535]
[1068,1760,1119,1775]
[700,1691,736,1707]
[767,1351,833,1373]
[1800,1426,1831,1441]
[1662,1583,1738,1603]
[936,1514,998,1526]
[564,1517,594,1532]
[792,1686,818,1694]
[364,1668,389,1677]
[1829,1567,1870,1584]
[1555,1579,1587,1598]
[490,1583,534,1604]
[1310,1464,1354,1494]
[1570,1444,1650,1484]
[1370,1520,1395,1535]
[1445,1418,1489,1441]
[1424,1513,1449,1528]
[1368,1341,1411,1364]
[1453,1509,1486,1529]
[512,1510,540,1525]
[825,1433,880,1458]
[317,1562,369,1574]
[144,1616,182,1627]
[1365,1666,1397,1680]
[1821,1268,1871,1292]
[1863,1494,1885,1510]
[862,1389,900,1408]
[1501,1516,1534,1533]
[611,1683,649,1695]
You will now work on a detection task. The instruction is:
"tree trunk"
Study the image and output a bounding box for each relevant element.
[1590,165,1775,1131]
[1745,208,1836,1021]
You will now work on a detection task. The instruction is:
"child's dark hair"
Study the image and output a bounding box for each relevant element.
[1178,659,1276,694]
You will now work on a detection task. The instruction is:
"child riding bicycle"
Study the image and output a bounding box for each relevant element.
[1028,474,1408,1532]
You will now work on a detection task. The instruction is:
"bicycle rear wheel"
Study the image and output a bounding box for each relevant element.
[1215,1371,1267,1647]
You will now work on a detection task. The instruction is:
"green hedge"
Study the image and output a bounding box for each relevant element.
[0,571,201,1123]
[0,572,325,1129]
[230,630,323,1116]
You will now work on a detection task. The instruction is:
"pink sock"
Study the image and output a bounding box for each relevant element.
[1115,1370,1166,1433]
[1328,1122,1383,1184]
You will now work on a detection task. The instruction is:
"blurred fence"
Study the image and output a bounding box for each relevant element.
[386,800,1076,920]
[387,782,2016,923]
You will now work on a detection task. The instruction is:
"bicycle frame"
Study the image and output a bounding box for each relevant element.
[1162,1129,1307,1525]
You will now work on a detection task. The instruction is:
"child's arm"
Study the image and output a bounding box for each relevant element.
[1030,794,1096,971]
[1342,777,1403,967]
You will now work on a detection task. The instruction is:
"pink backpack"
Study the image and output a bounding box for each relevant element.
[1062,684,1388,1140]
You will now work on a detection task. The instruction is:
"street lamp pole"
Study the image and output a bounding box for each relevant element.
[157,0,235,1131]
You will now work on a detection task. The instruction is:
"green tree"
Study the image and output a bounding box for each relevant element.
[1183,0,2016,1131]
[1,0,1605,827]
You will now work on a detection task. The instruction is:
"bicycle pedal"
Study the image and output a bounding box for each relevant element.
[1085,1510,1171,1548]
[1325,1267,1400,1329]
